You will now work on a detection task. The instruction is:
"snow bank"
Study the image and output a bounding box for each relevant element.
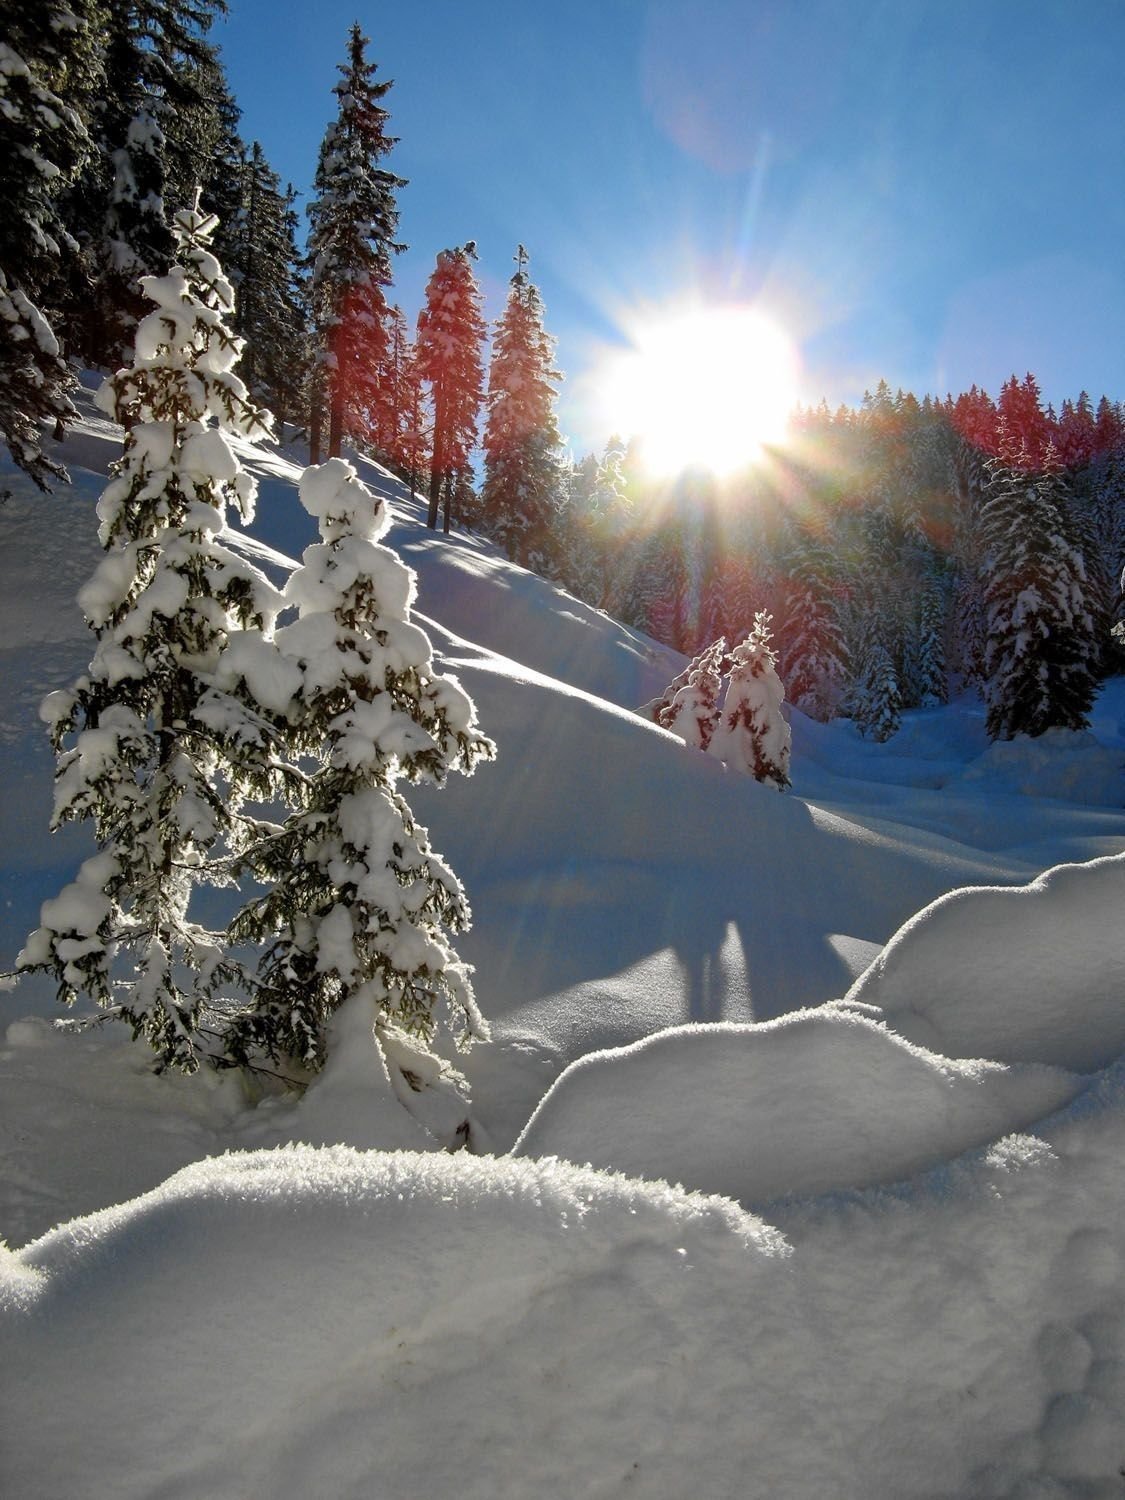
[514,1009,1079,1205]
[959,726,1125,806]
[842,852,1125,1072]
[1,1147,818,1500]
[6,1083,1125,1498]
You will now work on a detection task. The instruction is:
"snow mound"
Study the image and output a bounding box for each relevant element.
[514,1009,1079,1205]
[959,726,1125,806]
[1,1146,817,1500]
[841,852,1125,1072]
[6,1089,1125,1498]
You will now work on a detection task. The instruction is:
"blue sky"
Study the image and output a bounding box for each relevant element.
[217,0,1125,454]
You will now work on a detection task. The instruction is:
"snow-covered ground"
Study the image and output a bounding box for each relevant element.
[2,396,1125,1497]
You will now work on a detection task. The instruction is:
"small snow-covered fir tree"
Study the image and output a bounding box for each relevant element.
[654,637,728,750]
[227,457,495,1116]
[708,613,791,788]
[14,200,283,1070]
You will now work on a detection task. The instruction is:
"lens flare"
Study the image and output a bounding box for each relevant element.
[598,304,800,476]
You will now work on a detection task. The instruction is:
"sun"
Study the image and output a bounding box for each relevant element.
[598,304,800,476]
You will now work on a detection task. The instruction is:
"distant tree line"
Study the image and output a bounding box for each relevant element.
[554,377,1125,745]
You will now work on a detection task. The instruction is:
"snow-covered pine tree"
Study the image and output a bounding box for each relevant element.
[707,613,791,788]
[0,0,93,487]
[907,578,949,708]
[226,457,495,1114]
[306,23,405,460]
[586,439,635,614]
[657,637,729,750]
[980,443,1097,740]
[480,246,563,573]
[851,638,902,742]
[776,525,849,721]
[14,199,284,1070]
[415,244,486,533]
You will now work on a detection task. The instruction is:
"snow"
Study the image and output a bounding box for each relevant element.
[513,1008,1081,1206]
[839,851,1125,1073]
[2,388,1125,1495]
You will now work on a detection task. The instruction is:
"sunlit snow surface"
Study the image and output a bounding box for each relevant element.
[2,394,1125,1496]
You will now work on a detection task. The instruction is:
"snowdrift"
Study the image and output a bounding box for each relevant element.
[5,1090,1125,1499]
[513,1008,1080,1205]
[842,852,1125,1072]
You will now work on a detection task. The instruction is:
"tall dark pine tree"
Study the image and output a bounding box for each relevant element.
[980,443,1097,740]
[306,23,405,460]
[65,0,228,366]
[415,244,486,533]
[225,142,308,428]
[480,246,563,572]
[0,0,93,486]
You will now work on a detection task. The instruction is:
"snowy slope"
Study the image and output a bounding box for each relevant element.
[2,397,1125,1496]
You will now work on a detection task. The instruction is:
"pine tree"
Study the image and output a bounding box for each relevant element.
[708,613,791,788]
[65,0,229,366]
[14,200,283,1070]
[776,526,849,721]
[415,244,486,533]
[480,246,563,572]
[369,303,412,468]
[655,637,728,750]
[908,578,949,708]
[226,457,495,1116]
[981,445,1098,740]
[586,439,635,613]
[306,23,405,459]
[851,638,902,742]
[0,0,94,486]
[224,142,308,428]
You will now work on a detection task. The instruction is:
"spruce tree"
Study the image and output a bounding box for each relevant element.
[585,439,635,613]
[65,0,228,366]
[656,637,728,750]
[851,638,902,742]
[0,0,93,486]
[981,444,1097,740]
[776,526,849,721]
[480,246,563,572]
[224,142,308,428]
[708,613,791,788]
[14,200,283,1070]
[415,244,487,533]
[306,23,405,459]
[370,303,413,469]
[226,457,495,1113]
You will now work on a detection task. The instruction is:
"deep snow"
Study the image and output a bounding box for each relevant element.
[2,394,1125,1497]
